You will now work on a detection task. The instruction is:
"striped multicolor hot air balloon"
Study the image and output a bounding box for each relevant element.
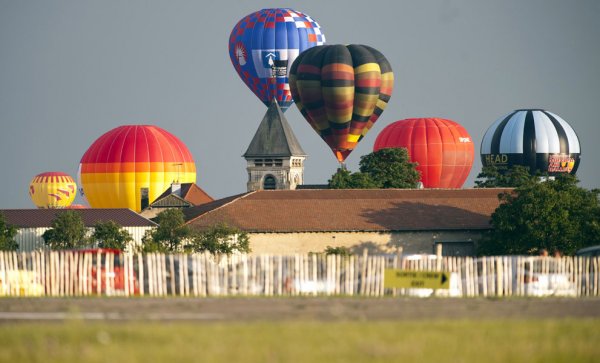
[289,44,394,162]
[374,118,474,188]
[78,125,196,212]
[29,172,77,208]
[480,109,581,175]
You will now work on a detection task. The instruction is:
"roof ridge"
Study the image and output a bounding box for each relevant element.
[243,99,306,157]
[185,190,258,225]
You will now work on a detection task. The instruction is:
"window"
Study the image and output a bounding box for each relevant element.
[274,159,283,167]
[263,175,276,190]
[140,187,149,210]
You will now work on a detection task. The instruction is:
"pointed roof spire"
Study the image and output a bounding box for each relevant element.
[243,99,306,158]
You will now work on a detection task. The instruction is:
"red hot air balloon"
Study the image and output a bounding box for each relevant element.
[78,125,197,212]
[374,118,474,188]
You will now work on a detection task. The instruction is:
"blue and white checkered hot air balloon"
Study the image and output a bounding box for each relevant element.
[228,8,326,112]
[480,109,581,175]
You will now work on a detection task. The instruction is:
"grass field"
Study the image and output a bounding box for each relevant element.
[0,319,598,363]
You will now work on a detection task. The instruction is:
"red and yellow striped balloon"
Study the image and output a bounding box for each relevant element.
[29,172,77,209]
[290,44,394,162]
[78,125,196,212]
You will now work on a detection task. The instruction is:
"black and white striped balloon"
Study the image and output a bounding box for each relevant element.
[480,109,581,175]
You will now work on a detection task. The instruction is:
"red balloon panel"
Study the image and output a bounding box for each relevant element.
[374,118,474,188]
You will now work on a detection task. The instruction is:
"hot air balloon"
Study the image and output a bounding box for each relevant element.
[289,44,394,162]
[228,8,326,112]
[373,118,474,188]
[480,109,581,175]
[29,172,77,208]
[78,125,196,212]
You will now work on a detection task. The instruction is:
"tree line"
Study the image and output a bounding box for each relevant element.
[0,209,250,255]
[327,149,600,256]
[2,148,599,256]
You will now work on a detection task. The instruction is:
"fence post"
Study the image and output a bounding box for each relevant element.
[594,257,599,297]
[73,251,79,296]
[495,257,502,297]
[191,253,198,296]
[137,253,144,296]
[577,256,583,297]
[360,249,368,296]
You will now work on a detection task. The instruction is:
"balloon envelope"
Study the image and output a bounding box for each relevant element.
[29,172,77,208]
[480,109,581,175]
[290,44,394,162]
[229,8,326,112]
[78,125,196,212]
[374,118,474,188]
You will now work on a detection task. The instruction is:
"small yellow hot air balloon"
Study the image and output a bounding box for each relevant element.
[29,172,77,208]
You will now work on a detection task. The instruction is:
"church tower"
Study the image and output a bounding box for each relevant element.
[243,99,306,192]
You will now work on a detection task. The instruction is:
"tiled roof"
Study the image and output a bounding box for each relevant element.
[0,209,157,228]
[184,188,511,232]
[152,183,213,207]
[182,193,249,220]
[296,184,330,190]
[150,194,192,208]
[243,99,306,158]
[182,183,214,205]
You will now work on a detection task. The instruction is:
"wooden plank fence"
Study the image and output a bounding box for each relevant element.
[0,251,598,298]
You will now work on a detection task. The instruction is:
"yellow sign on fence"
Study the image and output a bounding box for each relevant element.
[384,269,450,290]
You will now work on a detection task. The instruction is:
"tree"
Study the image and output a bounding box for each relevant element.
[42,211,88,250]
[92,220,133,251]
[328,148,420,189]
[324,245,351,256]
[359,148,420,188]
[479,174,600,256]
[474,165,539,188]
[187,223,251,255]
[0,212,18,251]
[140,209,192,252]
[328,168,378,189]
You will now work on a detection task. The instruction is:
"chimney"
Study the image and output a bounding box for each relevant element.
[171,183,181,197]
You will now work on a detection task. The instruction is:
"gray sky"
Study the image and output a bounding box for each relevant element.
[1,0,599,208]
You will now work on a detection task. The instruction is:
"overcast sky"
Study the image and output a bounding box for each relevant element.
[1,0,599,208]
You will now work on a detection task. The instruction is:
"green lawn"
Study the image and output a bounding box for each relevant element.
[0,319,598,363]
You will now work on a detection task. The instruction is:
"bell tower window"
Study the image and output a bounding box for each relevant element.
[263,175,277,190]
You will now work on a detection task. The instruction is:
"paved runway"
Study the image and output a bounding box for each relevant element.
[1,297,599,322]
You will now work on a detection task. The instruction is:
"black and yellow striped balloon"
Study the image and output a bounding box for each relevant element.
[290,44,394,162]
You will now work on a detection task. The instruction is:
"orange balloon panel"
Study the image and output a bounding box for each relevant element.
[29,172,77,208]
[374,118,474,188]
[78,125,196,212]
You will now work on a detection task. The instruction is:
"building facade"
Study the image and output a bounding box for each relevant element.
[1,209,156,251]
[184,188,510,256]
[139,182,213,219]
[243,99,306,191]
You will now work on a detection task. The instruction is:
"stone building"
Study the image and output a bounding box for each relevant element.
[139,182,213,219]
[243,99,306,192]
[184,188,510,256]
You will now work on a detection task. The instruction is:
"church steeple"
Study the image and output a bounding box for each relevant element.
[243,99,307,191]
